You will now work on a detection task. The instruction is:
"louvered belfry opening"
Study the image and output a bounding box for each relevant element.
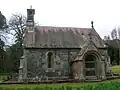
[85,54,96,76]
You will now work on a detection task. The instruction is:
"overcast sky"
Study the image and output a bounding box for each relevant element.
[1,0,120,39]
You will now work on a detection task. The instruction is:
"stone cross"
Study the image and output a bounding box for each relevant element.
[91,21,94,29]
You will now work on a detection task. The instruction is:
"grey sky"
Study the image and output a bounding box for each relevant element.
[1,0,120,39]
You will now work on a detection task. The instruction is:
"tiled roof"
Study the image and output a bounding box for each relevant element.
[24,26,105,48]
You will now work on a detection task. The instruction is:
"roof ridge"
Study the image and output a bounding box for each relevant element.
[36,26,92,29]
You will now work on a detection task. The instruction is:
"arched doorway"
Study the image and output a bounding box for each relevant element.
[85,54,96,77]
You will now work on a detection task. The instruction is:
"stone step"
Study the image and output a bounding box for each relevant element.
[85,79,102,82]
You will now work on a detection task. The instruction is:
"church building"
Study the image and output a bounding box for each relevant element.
[19,8,111,82]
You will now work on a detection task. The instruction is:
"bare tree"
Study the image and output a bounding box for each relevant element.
[0,11,7,29]
[0,11,8,41]
[111,28,118,39]
[110,27,120,40]
[110,27,120,65]
[6,13,27,72]
[118,27,120,39]
[0,11,8,72]
[8,13,26,51]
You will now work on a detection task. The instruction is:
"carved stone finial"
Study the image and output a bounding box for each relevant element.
[88,32,92,41]
[91,21,94,29]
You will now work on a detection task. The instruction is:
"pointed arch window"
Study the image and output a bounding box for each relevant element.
[47,52,53,68]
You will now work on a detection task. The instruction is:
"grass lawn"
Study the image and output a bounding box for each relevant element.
[0,79,120,88]
[0,73,11,82]
[112,65,120,74]
[0,75,8,82]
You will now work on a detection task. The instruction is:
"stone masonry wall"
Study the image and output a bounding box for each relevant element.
[25,49,80,80]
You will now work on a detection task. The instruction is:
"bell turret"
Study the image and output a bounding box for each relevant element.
[25,6,36,47]
[26,6,35,26]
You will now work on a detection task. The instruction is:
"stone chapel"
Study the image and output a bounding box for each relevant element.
[19,8,111,82]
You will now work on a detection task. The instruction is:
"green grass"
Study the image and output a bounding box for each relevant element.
[0,81,120,90]
[112,65,120,74]
[0,79,120,88]
[0,75,8,82]
[0,73,10,82]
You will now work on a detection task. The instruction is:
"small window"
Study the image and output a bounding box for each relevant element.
[47,52,53,68]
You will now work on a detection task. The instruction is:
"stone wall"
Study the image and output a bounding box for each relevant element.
[99,48,112,75]
[19,47,110,82]
[25,49,80,80]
